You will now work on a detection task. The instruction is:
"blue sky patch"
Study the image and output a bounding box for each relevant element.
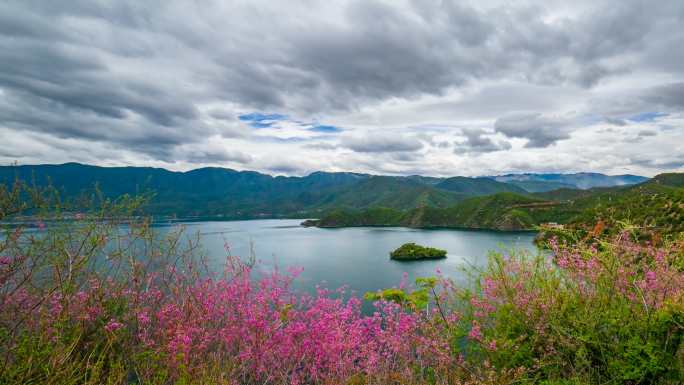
[309,124,341,133]
[238,112,287,128]
[628,111,668,122]
[240,112,343,134]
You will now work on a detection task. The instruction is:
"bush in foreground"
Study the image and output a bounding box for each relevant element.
[1,182,683,384]
[448,233,684,384]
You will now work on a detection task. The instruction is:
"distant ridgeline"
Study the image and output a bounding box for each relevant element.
[305,174,684,236]
[2,163,679,236]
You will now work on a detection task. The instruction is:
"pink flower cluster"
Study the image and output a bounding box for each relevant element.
[551,232,684,310]
[4,225,681,384]
[132,268,452,382]
[2,257,453,384]
[104,319,124,333]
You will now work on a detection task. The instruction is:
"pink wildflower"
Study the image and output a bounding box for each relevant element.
[399,272,408,289]
[137,312,151,325]
[104,319,124,333]
[468,322,482,341]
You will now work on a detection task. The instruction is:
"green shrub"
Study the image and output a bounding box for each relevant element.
[390,243,447,260]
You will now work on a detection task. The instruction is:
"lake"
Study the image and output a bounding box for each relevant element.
[162,219,538,298]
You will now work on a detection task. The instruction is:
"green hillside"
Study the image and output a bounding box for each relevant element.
[2,164,676,233]
[303,207,405,227]
[0,163,366,218]
[309,173,684,233]
[561,180,684,234]
[311,192,553,231]
[0,163,463,218]
[532,187,610,201]
[313,176,466,211]
[649,172,684,188]
[435,176,527,195]
[506,180,576,192]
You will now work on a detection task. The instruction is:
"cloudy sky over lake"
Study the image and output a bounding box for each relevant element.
[1,0,683,176]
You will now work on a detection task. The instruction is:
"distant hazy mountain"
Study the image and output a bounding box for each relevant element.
[311,192,545,231]
[502,180,576,193]
[435,176,527,195]
[0,163,652,219]
[489,173,648,191]
[309,173,684,233]
[312,176,464,210]
[0,163,368,217]
[0,163,523,218]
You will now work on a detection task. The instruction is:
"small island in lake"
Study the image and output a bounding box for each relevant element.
[389,243,447,260]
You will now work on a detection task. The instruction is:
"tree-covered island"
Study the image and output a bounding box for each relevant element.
[389,242,447,260]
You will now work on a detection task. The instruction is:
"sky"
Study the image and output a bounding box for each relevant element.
[1,0,683,177]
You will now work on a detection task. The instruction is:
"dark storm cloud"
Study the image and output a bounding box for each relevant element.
[181,147,253,165]
[0,22,197,126]
[624,129,659,143]
[454,128,512,154]
[390,152,421,162]
[494,113,573,148]
[604,117,628,126]
[637,130,657,137]
[261,161,307,175]
[642,83,684,109]
[0,88,206,162]
[283,0,664,108]
[0,0,683,172]
[209,110,236,121]
[631,155,684,170]
[2,0,673,114]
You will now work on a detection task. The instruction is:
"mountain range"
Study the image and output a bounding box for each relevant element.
[0,163,650,220]
[488,173,648,192]
[307,173,684,234]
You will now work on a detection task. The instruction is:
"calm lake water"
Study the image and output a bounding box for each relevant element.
[161,219,538,298]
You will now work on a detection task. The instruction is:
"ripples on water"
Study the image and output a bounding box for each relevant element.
[161,219,538,298]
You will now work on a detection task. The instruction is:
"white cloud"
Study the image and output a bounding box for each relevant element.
[0,0,683,176]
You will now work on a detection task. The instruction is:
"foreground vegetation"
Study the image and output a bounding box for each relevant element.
[1,181,683,384]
